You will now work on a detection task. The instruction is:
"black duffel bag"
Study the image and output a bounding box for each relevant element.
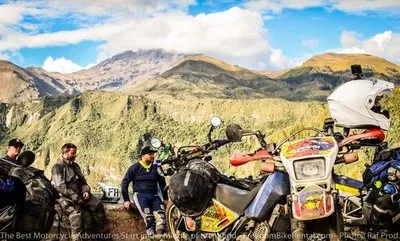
[169,168,215,216]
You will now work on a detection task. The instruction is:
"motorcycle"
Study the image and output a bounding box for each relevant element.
[0,151,57,241]
[154,117,291,241]
[224,118,376,241]
[334,130,400,240]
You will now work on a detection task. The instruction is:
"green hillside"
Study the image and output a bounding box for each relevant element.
[2,87,399,186]
[1,51,400,187]
[1,92,328,187]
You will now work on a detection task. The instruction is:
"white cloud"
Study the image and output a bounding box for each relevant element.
[269,49,292,68]
[0,51,24,62]
[95,7,293,70]
[262,15,274,20]
[340,30,361,47]
[0,22,134,51]
[2,0,196,21]
[302,38,320,48]
[244,0,400,14]
[332,0,400,14]
[0,52,10,60]
[0,2,306,70]
[244,0,326,13]
[338,30,400,64]
[337,47,366,54]
[42,56,83,73]
[269,49,311,69]
[0,3,27,25]
[0,0,197,60]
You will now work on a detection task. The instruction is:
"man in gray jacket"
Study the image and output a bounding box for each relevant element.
[51,143,108,241]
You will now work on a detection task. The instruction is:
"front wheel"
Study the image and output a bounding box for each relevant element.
[290,195,344,241]
[290,212,344,241]
[166,203,195,241]
[166,203,220,241]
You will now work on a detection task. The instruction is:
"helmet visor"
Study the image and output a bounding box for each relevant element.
[374,90,391,106]
[371,89,392,119]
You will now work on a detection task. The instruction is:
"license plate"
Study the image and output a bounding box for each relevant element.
[107,188,121,198]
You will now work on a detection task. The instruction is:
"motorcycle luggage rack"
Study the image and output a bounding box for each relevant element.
[342,196,369,226]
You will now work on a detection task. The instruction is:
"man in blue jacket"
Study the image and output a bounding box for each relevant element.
[121,146,168,237]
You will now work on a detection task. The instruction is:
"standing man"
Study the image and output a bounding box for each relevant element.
[51,143,108,241]
[2,138,24,165]
[122,146,168,237]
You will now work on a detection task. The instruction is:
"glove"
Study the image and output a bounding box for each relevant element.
[0,177,14,193]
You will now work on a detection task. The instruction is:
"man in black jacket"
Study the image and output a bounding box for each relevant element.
[2,138,24,165]
[121,146,168,237]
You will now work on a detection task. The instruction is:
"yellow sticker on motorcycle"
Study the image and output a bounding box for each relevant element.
[198,199,239,233]
[281,137,336,159]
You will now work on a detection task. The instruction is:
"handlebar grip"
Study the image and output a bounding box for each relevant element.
[335,153,359,164]
[260,162,274,173]
[206,139,229,151]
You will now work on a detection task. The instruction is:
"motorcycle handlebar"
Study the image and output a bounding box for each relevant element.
[204,139,230,152]
[157,139,230,176]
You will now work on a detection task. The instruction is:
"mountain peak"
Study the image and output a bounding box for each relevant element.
[163,54,262,78]
[98,48,186,68]
[0,60,24,71]
[302,52,400,76]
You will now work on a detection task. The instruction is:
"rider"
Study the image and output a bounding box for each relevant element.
[51,143,109,241]
[2,138,24,165]
[121,146,168,237]
[0,139,26,209]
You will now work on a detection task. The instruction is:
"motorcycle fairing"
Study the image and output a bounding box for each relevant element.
[292,184,334,220]
[281,137,336,160]
[280,136,339,221]
[334,174,366,196]
[244,172,289,220]
[196,199,239,233]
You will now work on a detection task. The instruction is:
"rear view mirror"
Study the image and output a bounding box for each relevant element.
[17,151,35,167]
[210,116,222,128]
[226,124,243,142]
[150,138,162,149]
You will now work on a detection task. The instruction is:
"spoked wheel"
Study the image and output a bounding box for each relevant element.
[166,203,193,241]
[302,213,344,241]
[167,203,227,241]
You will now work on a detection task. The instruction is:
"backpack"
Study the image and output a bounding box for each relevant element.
[363,147,400,189]
[9,166,57,235]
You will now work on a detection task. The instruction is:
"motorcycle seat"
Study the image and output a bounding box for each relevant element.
[215,183,261,215]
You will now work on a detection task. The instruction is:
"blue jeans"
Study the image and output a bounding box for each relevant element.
[133,192,166,236]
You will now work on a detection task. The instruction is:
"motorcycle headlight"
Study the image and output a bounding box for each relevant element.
[293,158,325,180]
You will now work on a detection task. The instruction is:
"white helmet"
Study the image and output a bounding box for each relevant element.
[327,79,394,131]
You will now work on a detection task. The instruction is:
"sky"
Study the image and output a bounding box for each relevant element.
[0,0,400,73]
